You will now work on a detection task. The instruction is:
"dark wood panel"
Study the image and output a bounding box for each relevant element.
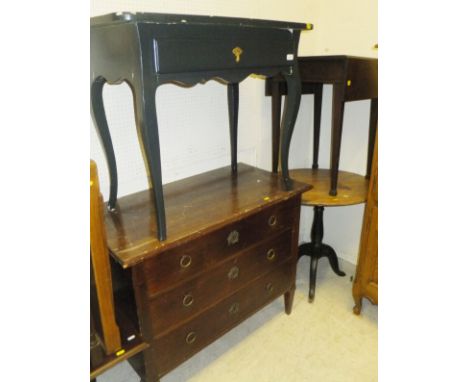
[105,164,310,268]
[140,199,298,291]
[148,230,292,334]
[345,57,378,101]
[151,260,294,376]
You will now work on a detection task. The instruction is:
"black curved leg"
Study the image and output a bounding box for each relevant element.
[227,83,239,173]
[271,80,282,173]
[312,83,323,170]
[329,84,346,196]
[308,254,319,302]
[301,205,346,302]
[298,242,313,259]
[280,65,302,188]
[91,77,118,210]
[322,244,346,277]
[133,83,167,241]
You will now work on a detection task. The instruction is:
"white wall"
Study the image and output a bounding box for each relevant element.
[90,0,377,264]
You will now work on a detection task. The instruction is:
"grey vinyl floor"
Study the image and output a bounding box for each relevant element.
[98,256,378,382]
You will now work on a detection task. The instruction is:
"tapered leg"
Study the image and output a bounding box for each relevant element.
[312,83,323,169]
[271,81,282,173]
[308,255,319,302]
[280,66,302,187]
[329,84,346,196]
[352,282,363,315]
[91,77,118,210]
[227,83,239,173]
[366,98,378,179]
[284,287,295,314]
[133,83,167,241]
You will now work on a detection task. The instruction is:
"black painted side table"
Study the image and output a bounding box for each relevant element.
[91,12,311,240]
[265,55,378,195]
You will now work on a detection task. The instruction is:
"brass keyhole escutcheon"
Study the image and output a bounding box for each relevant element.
[232,46,243,63]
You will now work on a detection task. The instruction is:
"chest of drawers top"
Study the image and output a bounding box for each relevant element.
[104,164,310,268]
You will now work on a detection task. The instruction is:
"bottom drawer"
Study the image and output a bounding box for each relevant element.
[151,260,294,376]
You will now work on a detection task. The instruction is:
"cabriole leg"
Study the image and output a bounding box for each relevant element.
[91,77,118,209]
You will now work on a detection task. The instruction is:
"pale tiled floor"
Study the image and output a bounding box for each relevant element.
[99,256,378,382]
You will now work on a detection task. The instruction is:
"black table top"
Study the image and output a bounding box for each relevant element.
[91,12,311,31]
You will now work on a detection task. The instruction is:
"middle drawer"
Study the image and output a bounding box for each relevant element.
[148,230,292,335]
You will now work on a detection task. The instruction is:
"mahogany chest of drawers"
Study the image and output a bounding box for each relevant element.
[105,164,310,381]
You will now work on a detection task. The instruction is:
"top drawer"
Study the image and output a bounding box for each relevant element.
[145,24,295,74]
[141,198,299,292]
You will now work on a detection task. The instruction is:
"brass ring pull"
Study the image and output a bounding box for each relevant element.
[180,255,192,268]
[266,248,276,261]
[227,230,240,246]
[185,331,197,344]
[228,266,239,280]
[266,282,274,293]
[268,215,277,227]
[229,302,240,315]
[182,294,194,307]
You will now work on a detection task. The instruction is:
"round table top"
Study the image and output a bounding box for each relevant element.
[289,168,369,207]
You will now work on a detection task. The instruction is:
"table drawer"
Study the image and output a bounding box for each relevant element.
[146,25,294,74]
[148,230,292,333]
[142,198,298,291]
[151,260,294,376]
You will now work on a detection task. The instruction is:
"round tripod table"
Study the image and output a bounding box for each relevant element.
[291,168,369,302]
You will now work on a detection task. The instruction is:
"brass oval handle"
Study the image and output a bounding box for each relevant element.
[185,331,197,344]
[227,230,240,246]
[266,248,276,261]
[180,255,192,268]
[228,266,239,280]
[182,294,194,307]
[266,282,274,293]
[268,215,277,227]
[229,302,240,315]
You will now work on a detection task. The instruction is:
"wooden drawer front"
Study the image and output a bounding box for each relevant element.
[345,58,378,101]
[151,260,294,376]
[142,198,298,291]
[146,24,294,74]
[148,230,292,333]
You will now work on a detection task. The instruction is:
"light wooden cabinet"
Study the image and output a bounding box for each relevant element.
[353,135,378,314]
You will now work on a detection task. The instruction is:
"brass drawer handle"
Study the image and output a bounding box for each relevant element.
[266,248,276,261]
[268,215,277,227]
[266,282,274,293]
[185,331,197,344]
[180,255,192,268]
[227,230,240,246]
[229,302,240,315]
[228,266,239,280]
[182,294,194,307]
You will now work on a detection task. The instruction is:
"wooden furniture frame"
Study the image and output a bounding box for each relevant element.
[353,134,378,314]
[265,55,377,301]
[104,164,310,381]
[91,12,310,241]
[90,161,149,381]
[265,55,378,195]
